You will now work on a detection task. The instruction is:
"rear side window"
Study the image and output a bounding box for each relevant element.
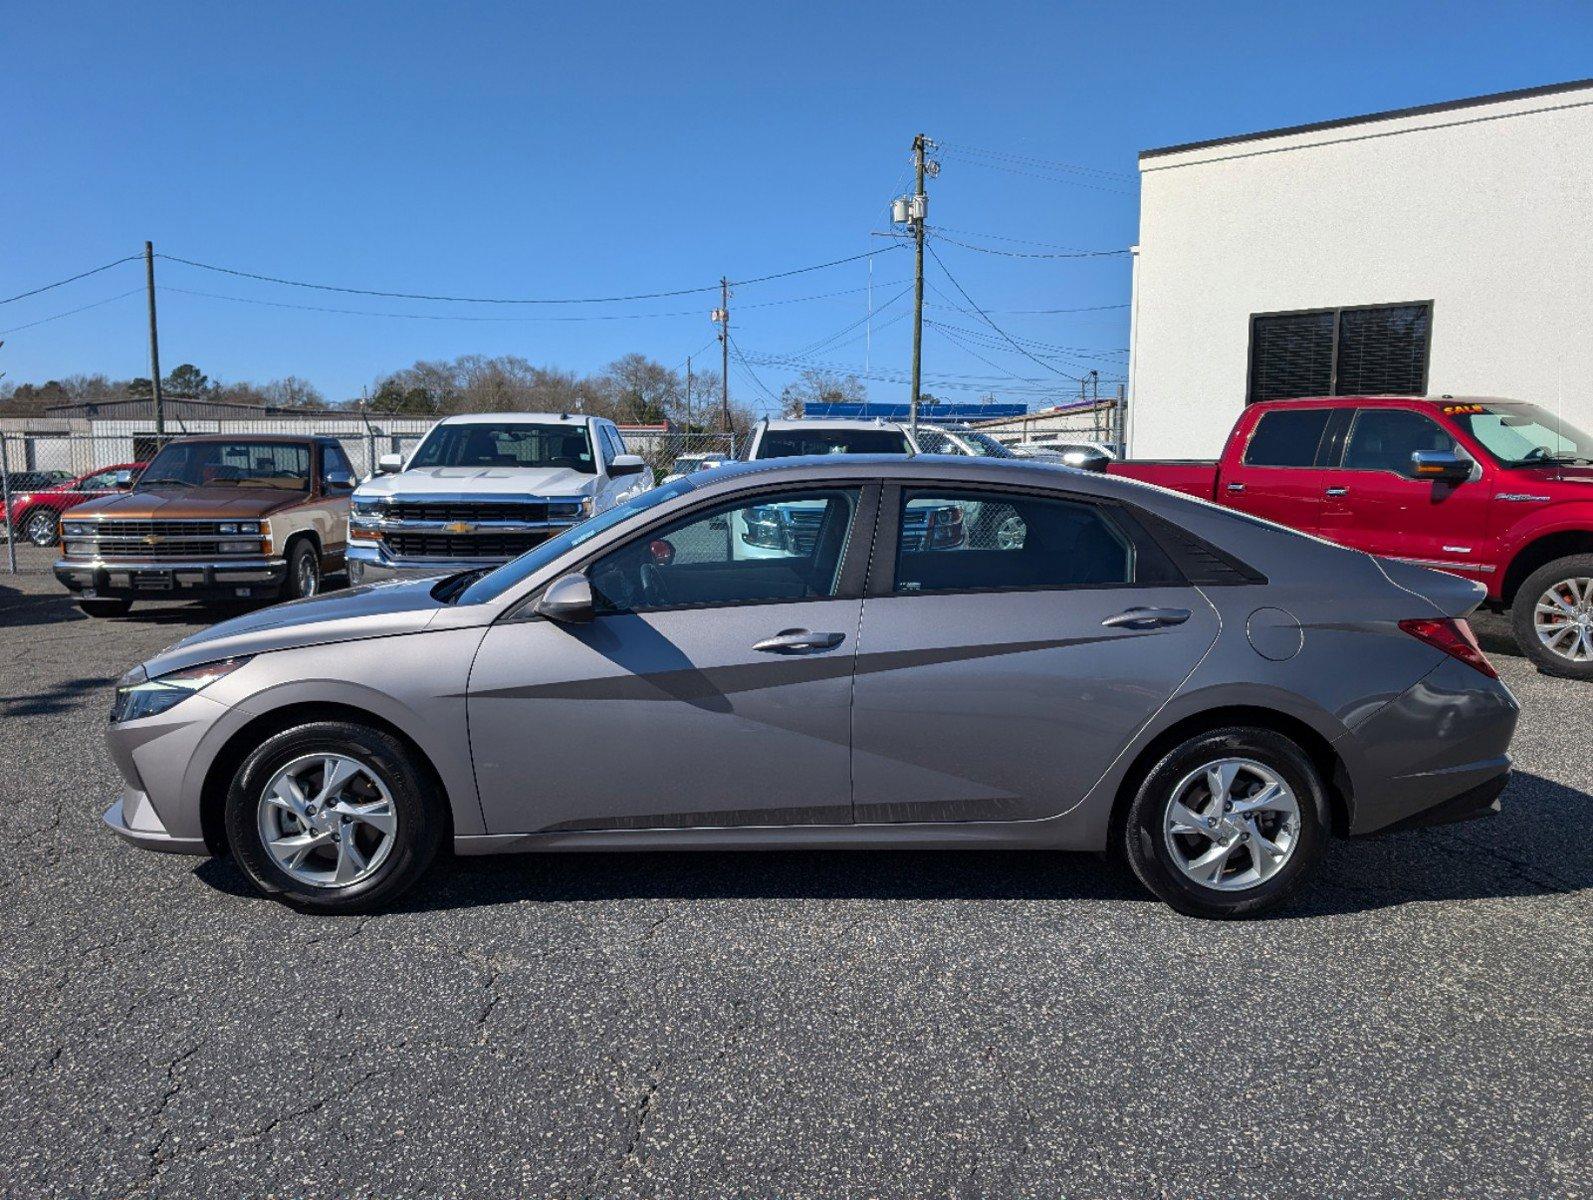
[1242,409,1332,468]
[893,490,1179,594]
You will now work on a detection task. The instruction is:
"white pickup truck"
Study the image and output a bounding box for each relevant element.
[347,412,653,583]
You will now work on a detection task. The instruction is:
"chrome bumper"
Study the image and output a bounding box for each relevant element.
[345,543,498,584]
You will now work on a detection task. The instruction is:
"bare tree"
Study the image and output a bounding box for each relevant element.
[777,367,866,418]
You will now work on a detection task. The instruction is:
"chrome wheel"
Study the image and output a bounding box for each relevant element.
[295,551,320,598]
[24,510,58,546]
[257,754,397,888]
[1533,576,1593,663]
[995,514,1027,550]
[1163,758,1300,892]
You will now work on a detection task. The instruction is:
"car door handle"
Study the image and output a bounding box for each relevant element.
[1225,482,1245,493]
[1101,607,1192,630]
[1325,486,1348,496]
[753,629,846,655]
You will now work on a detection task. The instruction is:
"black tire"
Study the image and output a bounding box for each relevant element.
[280,537,321,601]
[1121,726,1329,919]
[1510,554,1593,681]
[225,720,443,913]
[22,508,59,546]
[77,597,132,617]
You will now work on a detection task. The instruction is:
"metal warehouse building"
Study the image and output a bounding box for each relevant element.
[1125,78,1593,458]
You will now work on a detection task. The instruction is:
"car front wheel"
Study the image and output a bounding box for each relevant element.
[281,538,321,601]
[225,721,443,913]
[1121,727,1328,919]
[1511,554,1593,680]
[23,509,59,546]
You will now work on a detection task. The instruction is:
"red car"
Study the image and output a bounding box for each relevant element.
[1110,396,1593,678]
[5,462,146,547]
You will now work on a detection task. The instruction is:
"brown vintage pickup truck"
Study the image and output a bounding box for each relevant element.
[53,433,355,617]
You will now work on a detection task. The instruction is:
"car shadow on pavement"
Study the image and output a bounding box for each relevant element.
[0,584,89,628]
[190,771,1589,918]
[0,674,118,718]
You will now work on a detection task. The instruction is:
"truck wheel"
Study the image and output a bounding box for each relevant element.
[1512,554,1593,680]
[280,538,321,601]
[22,509,59,546]
[78,598,132,618]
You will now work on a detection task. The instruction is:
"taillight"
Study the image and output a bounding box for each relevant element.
[1398,617,1498,678]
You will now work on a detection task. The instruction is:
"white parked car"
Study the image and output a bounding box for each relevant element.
[347,413,652,583]
[660,453,728,484]
[1009,440,1117,471]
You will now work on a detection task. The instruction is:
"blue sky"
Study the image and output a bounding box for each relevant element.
[5,1,1591,412]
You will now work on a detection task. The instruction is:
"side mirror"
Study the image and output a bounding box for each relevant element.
[609,454,646,477]
[1410,449,1472,483]
[377,453,404,475]
[1060,447,1112,473]
[534,572,595,624]
[114,470,135,489]
[325,469,355,492]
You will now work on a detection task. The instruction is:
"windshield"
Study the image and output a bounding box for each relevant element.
[1447,402,1593,467]
[953,430,1016,457]
[757,428,912,457]
[137,441,310,490]
[409,423,596,473]
[457,478,695,604]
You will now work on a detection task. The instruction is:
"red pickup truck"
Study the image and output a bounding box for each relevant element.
[1110,396,1593,678]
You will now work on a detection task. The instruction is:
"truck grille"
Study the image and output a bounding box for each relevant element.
[384,531,554,559]
[388,499,555,523]
[67,519,261,559]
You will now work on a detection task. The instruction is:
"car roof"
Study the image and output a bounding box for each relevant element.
[435,412,593,425]
[758,418,908,431]
[1252,395,1526,408]
[158,433,326,445]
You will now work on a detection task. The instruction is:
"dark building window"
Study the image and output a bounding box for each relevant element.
[1248,302,1431,403]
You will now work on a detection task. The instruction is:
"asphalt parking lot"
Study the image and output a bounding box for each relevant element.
[1,555,1589,1199]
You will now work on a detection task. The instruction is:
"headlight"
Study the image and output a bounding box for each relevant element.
[63,520,93,537]
[578,496,594,517]
[741,505,787,549]
[216,521,261,535]
[351,495,385,515]
[110,657,251,723]
[64,540,92,556]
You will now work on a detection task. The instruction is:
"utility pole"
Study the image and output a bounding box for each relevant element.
[714,279,730,433]
[684,356,693,434]
[891,136,935,437]
[144,241,164,438]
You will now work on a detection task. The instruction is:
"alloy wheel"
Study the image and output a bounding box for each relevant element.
[1533,576,1593,663]
[296,552,320,598]
[257,754,397,888]
[1162,757,1301,892]
[24,510,57,546]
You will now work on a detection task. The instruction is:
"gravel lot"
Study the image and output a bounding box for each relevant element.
[1,556,1589,1199]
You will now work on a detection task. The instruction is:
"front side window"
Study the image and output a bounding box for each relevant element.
[590,488,861,614]
[323,443,355,478]
[1446,401,1593,467]
[1243,409,1332,468]
[1342,409,1456,474]
[81,470,121,490]
[409,423,595,474]
[756,428,912,458]
[137,441,311,491]
[894,490,1174,593]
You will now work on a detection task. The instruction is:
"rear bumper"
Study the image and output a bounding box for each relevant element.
[1368,771,1509,836]
[54,556,286,600]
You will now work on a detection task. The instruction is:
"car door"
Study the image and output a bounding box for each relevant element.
[466,483,874,833]
[850,484,1219,824]
[1316,406,1496,574]
[1219,405,1338,535]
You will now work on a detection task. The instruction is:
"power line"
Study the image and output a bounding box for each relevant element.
[0,287,144,335]
[933,225,1129,253]
[936,142,1137,183]
[784,286,912,359]
[934,154,1136,196]
[156,245,904,306]
[1,255,142,306]
[925,317,1128,360]
[728,336,782,406]
[925,241,1086,383]
[930,231,1131,260]
[926,300,1129,316]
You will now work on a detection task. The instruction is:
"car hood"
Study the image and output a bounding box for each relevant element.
[63,488,304,518]
[358,466,598,498]
[144,577,474,676]
[1501,465,1593,490]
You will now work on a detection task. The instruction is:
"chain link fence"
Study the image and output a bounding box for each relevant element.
[621,431,738,482]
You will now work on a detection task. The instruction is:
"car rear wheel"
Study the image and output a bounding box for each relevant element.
[77,598,132,618]
[22,509,59,546]
[1511,554,1593,680]
[1121,727,1328,919]
[281,538,321,601]
[225,721,443,913]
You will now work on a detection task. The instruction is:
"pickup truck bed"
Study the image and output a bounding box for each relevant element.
[1106,459,1219,500]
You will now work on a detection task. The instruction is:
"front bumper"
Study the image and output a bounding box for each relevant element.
[54,556,286,600]
[345,542,497,584]
[103,795,208,855]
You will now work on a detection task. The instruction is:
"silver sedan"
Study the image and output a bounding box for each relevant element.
[102,456,1519,918]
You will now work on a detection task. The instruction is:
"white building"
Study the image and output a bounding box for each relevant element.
[1126,78,1593,458]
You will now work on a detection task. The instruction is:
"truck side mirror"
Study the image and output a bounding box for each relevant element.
[325,469,355,492]
[534,573,595,624]
[1410,449,1472,483]
[609,454,647,477]
[377,453,404,475]
[1060,447,1112,473]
